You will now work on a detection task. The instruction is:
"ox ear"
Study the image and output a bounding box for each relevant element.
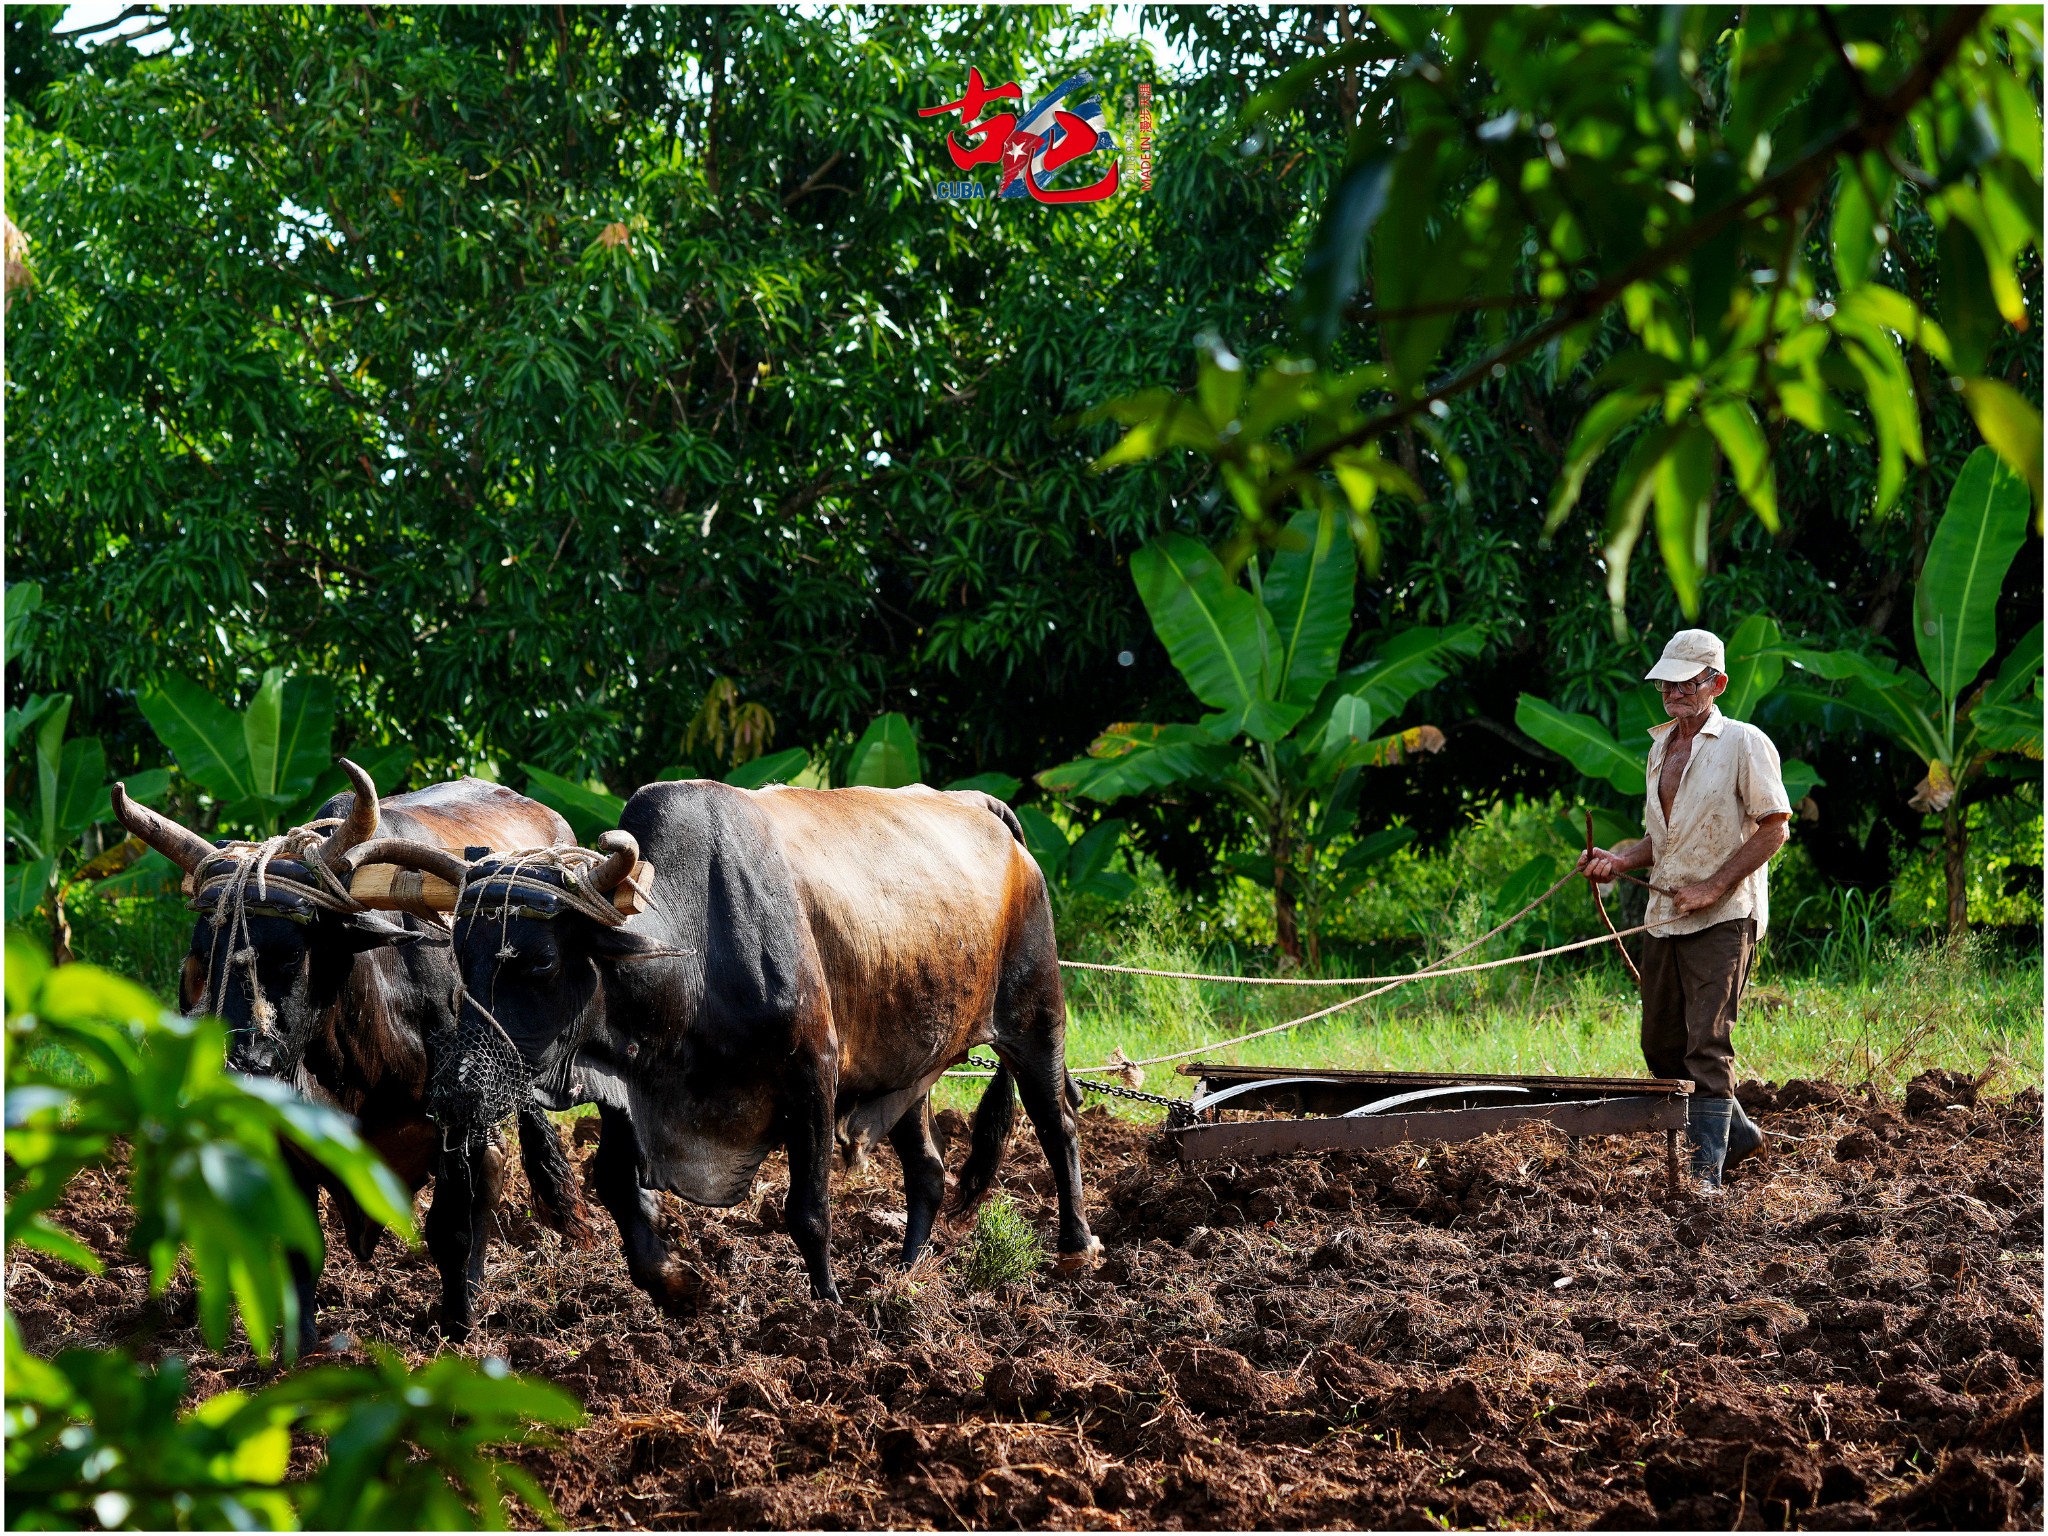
[343,911,426,951]
[588,923,675,963]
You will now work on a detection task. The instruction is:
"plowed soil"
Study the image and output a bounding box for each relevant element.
[12,1069,2043,1530]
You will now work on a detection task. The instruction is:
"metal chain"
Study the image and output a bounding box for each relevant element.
[962,1054,1195,1129]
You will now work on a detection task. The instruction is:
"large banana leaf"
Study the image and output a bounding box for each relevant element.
[518,765,626,845]
[1036,723,1235,802]
[726,748,809,790]
[1065,819,1135,900]
[289,741,415,825]
[244,669,336,808]
[1980,621,2043,711]
[1258,507,1354,713]
[1323,623,1482,732]
[1132,534,1294,742]
[1915,447,2032,705]
[1783,649,1947,764]
[31,695,73,855]
[1013,806,1071,878]
[1972,699,2044,758]
[139,673,257,807]
[1780,759,1824,805]
[1719,614,1785,721]
[846,713,921,787]
[1332,825,1415,897]
[1514,695,1648,797]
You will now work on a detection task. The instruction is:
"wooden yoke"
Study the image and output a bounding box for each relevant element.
[348,861,653,917]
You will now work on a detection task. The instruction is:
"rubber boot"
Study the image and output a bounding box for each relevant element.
[1725,1098,1767,1176]
[1687,1096,1732,1194]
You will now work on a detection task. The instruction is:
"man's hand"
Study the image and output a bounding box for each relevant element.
[1668,881,1726,916]
[1576,847,1625,884]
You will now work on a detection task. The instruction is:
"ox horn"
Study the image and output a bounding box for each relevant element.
[110,782,214,874]
[587,831,639,893]
[321,758,382,861]
[340,838,472,885]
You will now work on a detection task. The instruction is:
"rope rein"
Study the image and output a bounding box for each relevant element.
[955,860,1678,1086]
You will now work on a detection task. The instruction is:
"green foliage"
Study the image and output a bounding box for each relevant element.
[1042,506,1478,961]
[1515,611,1825,811]
[1016,807,1136,904]
[3,692,172,926]
[845,713,923,789]
[1098,8,2042,631]
[5,934,414,1359]
[3,935,584,1529]
[960,1193,1044,1292]
[135,668,408,837]
[1783,447,2043,927]
[6,7,1188,791]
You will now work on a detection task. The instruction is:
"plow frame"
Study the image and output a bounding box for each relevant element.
[1168,1063,1693,1194]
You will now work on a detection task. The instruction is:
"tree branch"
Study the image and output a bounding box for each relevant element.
[781,151,847,208]
[50,5,162,39]
[1278,5,1987,491]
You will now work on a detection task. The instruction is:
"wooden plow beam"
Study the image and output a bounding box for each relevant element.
[1168,1063,1692,1194]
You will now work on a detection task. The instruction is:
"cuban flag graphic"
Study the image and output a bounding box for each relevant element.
[997,72,1119,200]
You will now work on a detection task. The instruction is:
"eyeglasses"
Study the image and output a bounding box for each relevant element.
[1655,669,1721,696]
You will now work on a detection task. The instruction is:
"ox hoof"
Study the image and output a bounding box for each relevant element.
[1052,1237,1104,1277]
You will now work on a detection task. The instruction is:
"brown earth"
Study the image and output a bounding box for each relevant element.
[10,1068,2043,1530]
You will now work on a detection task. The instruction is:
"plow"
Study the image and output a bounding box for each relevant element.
[1169,1062,1693,1195]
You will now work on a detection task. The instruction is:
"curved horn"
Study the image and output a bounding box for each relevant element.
[110,782,214,874]
[321,758,381,860]
[341,838,472,884]
[588,831,639,893]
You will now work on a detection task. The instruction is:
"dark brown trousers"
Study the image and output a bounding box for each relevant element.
[1638,917,1756,1099]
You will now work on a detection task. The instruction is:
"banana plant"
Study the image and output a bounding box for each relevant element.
[1014,809,1136,906]
[1779,447,2041,936]
[1039,506,1476,965]
[136,669,410,837]
[1514,612,1826,819]
[3,693,173,952]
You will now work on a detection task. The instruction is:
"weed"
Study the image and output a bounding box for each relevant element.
[960,1194,1044,1291]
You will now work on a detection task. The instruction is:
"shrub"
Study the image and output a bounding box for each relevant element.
[960,1195,1045,1292]
[3,934,584,1529]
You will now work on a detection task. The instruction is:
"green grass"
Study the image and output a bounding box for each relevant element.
[959,1193,1045,1290]
[938,889,2044,1118]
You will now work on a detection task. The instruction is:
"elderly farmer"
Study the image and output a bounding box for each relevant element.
[1578,629,1793,1193]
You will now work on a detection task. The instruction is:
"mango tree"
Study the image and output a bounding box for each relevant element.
[1781,447,2042,935]
[1040,508,1477,965]
[1086,8,2042,630]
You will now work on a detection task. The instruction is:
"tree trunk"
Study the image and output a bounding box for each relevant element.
[1943,803,1968,942]
[1272,826,1302,970]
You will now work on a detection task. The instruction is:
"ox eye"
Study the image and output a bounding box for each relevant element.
[528,956,557,978]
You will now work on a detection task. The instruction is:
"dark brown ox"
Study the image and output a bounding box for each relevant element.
[113,764,593,1348]
[380,779,1099,1310]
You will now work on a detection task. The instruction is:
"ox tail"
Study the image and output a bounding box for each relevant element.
[517,1105,598,1249]
[948,1062,1018,1216]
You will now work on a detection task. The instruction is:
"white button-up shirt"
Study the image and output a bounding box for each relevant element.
[1643,707,1793,938]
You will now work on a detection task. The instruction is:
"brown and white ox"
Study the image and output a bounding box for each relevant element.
[375,779,1100,1309]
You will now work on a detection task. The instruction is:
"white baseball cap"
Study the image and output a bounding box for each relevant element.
[1644,628,1726,683]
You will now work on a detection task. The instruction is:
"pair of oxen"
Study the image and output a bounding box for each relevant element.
[114,765,1099,1351]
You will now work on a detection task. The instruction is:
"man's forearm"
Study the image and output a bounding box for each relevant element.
[1612,837,1657,872]
[1702,815,1789,896]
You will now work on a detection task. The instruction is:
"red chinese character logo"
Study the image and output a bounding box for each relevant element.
[918,67,1023,170]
